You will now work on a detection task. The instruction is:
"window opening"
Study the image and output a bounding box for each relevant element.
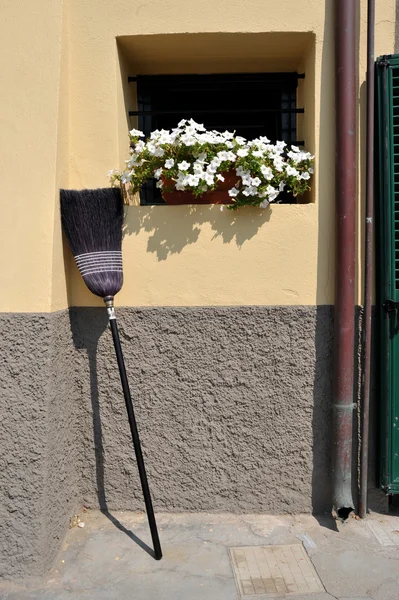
[128,72,305,205]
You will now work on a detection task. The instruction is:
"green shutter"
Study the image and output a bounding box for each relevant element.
[377,54,399,492]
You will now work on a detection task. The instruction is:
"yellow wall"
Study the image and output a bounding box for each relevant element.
[0,0,395,311]
[0,0,66,312]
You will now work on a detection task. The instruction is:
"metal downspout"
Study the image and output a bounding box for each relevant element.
[332,0,357,519]
[359,0,375,519]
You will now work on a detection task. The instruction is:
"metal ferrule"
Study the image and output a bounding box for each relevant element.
[107,306,116,320]
[103,296,114,308]
[103,296,115,320]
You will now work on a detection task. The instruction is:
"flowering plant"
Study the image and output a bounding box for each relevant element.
[109,119,314,210]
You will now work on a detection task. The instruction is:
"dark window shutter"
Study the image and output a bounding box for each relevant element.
[376,54,399,493]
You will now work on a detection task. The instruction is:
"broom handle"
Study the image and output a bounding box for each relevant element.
[108,312,162,560]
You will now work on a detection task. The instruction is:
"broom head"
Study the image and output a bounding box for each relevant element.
[60,188,124,298]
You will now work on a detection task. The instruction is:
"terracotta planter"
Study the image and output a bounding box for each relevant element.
[161,171,239,205]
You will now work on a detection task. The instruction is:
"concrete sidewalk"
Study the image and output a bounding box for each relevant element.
[1,510,399,600]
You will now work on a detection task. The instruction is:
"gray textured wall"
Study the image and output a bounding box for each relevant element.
[0,305,334,579]
[0,312,81,579]
[71,306,333,515]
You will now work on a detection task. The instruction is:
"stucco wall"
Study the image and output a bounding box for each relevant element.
[0,312,81,578]
[55,0,396,309]
[71,306,333,514]
[0,0,68,313]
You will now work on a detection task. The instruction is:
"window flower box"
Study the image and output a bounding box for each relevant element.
[109,120,314,210]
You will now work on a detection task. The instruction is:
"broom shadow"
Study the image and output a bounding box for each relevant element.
[70,308,155,559]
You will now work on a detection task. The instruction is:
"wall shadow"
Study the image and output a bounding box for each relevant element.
[68,307,155,558]
[311,0,335,520]
[123,204,272,261]
[312,305,335,522]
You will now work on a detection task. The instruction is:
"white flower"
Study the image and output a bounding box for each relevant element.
[127,156,139,168]
[165,158,175,169]
[150,129,161,139]
[207,163,218,174]
[222,131,235,139]
[108,169,119,178]
[204,173,215,185]
[156,180,163,188]
[235,136,246,146]
[236,166,250,178]
[241,174,252,186]
[273,156,284,172]
[129,128,144,138]
[186,174,200,186]
[147,142,164,157]
[252,150,264,158]
[216,174,225,182]
[121,173,132,184]
[193,162,204,174]
[154,168,163,178]
[178,161,190,171]
[134,140,145,153]
[196,152,207,163]
[251,177,262,187]
[266,185,280,201]
[242,186,257,196]
[279,181,286,191]
[188,119,206,131]
[178,119,187,127]
[309,167,314,174]
[257,136,271,144]
[158,131,173,144]
[260,200,270,209]
[201,133,218,144]
[181,134,197,146]
[211,156,222,167]
[237,148,249,157]
[291,145,300,152]
[228,188,240,197]
[260,165,273,180]
[286,165,300,177]
[217,150,236,162]
[299,171,311,180]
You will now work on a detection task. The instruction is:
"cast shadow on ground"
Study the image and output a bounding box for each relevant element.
[123,204,272,261]
[68,308,156,559]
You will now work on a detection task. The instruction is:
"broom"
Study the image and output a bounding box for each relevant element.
[60,187,162,560]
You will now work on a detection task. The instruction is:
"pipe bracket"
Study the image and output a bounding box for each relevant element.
[332,403,357,411]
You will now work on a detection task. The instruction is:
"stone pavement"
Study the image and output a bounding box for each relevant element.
[1,510,399,600]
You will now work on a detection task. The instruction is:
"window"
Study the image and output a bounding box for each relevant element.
[128,72,305,205]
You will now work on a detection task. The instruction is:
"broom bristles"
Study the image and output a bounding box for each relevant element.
[60,188,124,298]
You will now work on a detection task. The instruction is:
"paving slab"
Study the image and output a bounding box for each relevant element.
[0,511,398,600]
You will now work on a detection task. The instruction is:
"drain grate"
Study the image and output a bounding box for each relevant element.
[229,544,323,597]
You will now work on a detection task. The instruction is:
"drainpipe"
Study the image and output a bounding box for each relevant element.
[359,0,375,519]
[332,0,357,520]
